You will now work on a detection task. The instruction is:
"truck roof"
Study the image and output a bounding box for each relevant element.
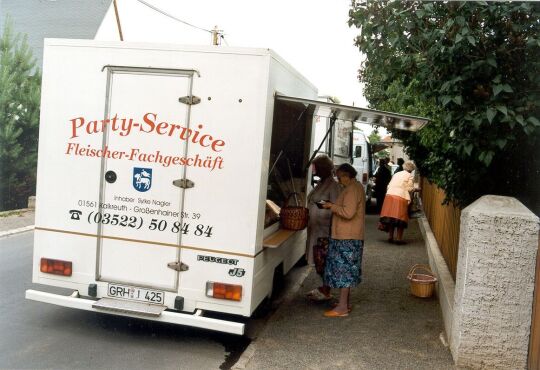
[44,38,317,92]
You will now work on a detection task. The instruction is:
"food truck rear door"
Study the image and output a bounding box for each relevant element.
[96,66,197,294]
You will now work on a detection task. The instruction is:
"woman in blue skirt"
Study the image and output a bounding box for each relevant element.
[321,163,366,317]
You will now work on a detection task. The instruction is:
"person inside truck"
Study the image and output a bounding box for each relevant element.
[373,158,391,212]
[394,157,405,174]
[321,163,366,317]
[378,161,416,245]
[305,155,341,302]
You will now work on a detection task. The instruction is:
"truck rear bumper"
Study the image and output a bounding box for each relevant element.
[25,289,245,335]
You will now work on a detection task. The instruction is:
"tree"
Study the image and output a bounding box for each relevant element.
[368,129,389,159]
[0,17,41,211]
[349,1,540,209]
[368,129,381,144]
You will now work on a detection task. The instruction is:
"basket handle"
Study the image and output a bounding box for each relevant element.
[283,192,300,208]
[407,264,434,280]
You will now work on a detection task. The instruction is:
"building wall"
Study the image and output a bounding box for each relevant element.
[1,0,111,69]
[389,142,409,164]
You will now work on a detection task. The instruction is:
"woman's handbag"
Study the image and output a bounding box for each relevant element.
[377,221,389,232]
[313,237,329,275]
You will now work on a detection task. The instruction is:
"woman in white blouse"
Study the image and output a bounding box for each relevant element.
[378,161,416,245]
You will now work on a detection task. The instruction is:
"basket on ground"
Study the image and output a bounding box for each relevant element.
[407,264,437,298]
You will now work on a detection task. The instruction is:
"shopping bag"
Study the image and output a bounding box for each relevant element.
[313,237,329,275]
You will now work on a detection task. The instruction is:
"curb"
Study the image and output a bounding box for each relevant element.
[417,214,455,351]
[232,265,313,370]
[0,225,35,238]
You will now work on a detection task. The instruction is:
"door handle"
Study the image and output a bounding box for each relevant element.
[167,261,189,272]
[173,179,195,189]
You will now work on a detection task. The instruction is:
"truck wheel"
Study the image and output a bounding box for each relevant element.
[270,263,284,299]
[253,263,284,318]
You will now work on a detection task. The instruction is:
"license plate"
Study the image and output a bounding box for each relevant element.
[107,283,165,305]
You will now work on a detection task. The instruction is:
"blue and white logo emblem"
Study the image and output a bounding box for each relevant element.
[133,167,152,192]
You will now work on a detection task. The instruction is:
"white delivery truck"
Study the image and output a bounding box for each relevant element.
[351,129,374,202]
[311,100,373,200]
[26,39,322,335]
[311,96,352,168]
[26,39,428,335]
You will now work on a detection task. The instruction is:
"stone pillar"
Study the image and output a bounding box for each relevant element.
[28,196,36,209]
[450,195,539,369]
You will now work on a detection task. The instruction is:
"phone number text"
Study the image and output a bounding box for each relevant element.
[85,212,213,237]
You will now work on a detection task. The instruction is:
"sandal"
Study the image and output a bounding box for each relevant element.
[394,240,406,245]
[323,309,349,317]
[306,288,332,302]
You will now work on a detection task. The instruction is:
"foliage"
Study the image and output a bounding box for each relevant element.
[368,129,381,144]
[367,129,389,159]
[0,18,41,211]
[349,1,540,208]
[375,150,389,160]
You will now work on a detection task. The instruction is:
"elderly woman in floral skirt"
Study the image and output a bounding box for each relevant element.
[321,163,366,317]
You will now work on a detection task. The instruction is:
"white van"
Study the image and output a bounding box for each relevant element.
[26,39,324,335]
[26,39,428,335]
[311,112,373,200]
[352,130,373,199]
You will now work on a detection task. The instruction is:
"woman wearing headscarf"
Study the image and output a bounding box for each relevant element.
[321,163,365,317]
[378,161,416,245]
[373,158,392,212]
[305,155,341,301]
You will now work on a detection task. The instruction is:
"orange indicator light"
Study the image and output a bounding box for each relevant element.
[206,282,242,301]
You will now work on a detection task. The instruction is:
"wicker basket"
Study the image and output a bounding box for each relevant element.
[280,193,308,230]
[407,264,437,298]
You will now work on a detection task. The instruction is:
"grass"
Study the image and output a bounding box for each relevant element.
[0,209,29,218]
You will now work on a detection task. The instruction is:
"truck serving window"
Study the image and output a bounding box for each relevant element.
[265,99,313,227]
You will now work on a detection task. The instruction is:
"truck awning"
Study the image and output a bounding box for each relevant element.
[275,94,429,132]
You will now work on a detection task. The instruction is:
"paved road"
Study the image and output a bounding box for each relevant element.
[1,231,279,370]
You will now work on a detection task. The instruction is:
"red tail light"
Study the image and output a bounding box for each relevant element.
[40,258,72,276]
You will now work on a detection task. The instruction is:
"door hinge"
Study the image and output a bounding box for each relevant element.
[173,179,195,189]
[167,261,189,272]
[179,95,201,105]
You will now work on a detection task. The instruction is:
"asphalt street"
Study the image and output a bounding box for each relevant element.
[0,231,258,370]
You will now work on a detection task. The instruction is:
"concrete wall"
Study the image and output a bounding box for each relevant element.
[28,196,36,209]
[418,216,455,346]
[450,195,539,369]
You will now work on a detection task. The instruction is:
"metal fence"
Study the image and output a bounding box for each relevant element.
[420,178,461,280]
